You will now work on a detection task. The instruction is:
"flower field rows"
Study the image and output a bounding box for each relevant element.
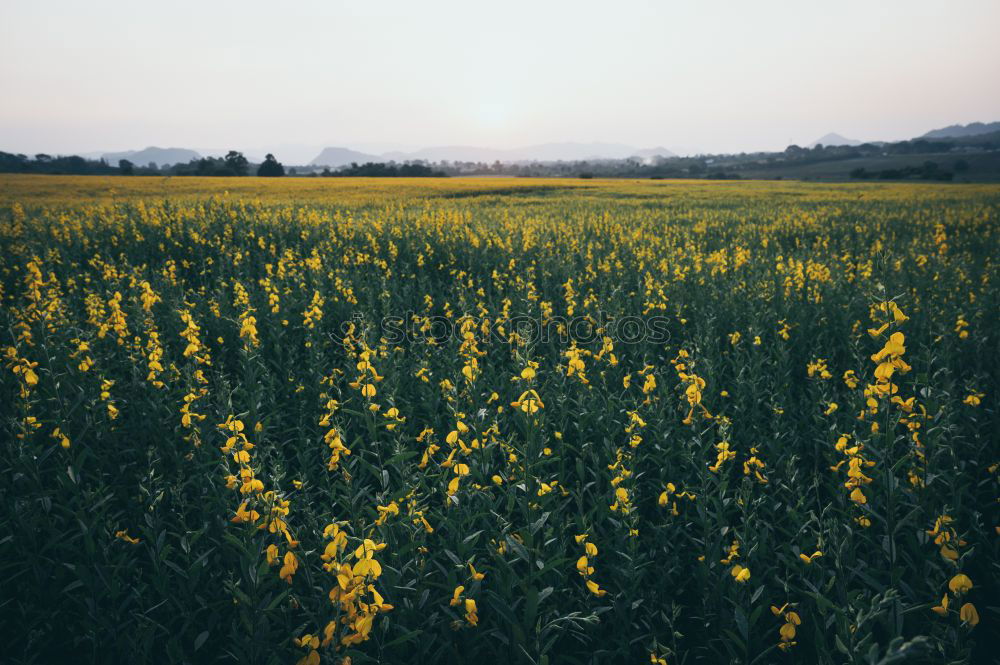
[1,176,997,664]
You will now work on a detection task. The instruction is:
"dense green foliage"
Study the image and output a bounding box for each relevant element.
[1,179,997,664]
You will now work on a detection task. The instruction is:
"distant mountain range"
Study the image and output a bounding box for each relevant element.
[809,133,862,148]
[806,123,1000,149]
[311,147,389,167]
[921,121,1000,139]
[101,146,202,167]
[311,142,676,167]
[38,121,999,169]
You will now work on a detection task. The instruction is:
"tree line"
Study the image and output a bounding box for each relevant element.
[0,151,287,177]
[3,130,998,181]
[319,162,446,177]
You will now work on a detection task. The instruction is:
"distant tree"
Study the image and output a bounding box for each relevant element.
[35,153,52,163]
[148,162,159,171]
[954,159,969,173]
[64,156,88,174]
[257,153,285,177]
[118,159,135,175]
[195,159,212,176]
[224,151,249,176]
[0,151,30,172]
[325,161,445,178]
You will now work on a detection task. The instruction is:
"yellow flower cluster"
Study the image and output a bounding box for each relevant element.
[574,534,608,597]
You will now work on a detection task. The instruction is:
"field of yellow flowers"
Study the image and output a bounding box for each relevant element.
[1,174,997,664]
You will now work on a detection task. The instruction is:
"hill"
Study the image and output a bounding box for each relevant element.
[101,146,201,167]
[632,146,677,160]
[314,142,677,166]
[503,142,675,162]
[922,121,1000,139]
[310,147,381,167]
[809,132,862,148]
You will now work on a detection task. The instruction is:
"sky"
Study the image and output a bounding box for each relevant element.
[2,0,999,161]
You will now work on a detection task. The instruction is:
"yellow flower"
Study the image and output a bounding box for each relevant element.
[948,573,973,594]
[931,594,948,617]
[114,529,141,545]
[294,634,320,649]
[279,551,298,583]
[464,598,479,626]
[868,323,889,338]
[537,481,557,496]
[51,428,71,449]
[231,501,260,523]
[511,389,544,414]
[375,501,399,525]
[354,538,385,560]
[959,602,979,627]
[799,550,823,564]
[843,370,858,389]
[730,564,750,583]
[940,544,958,561]
[963,392,983,406]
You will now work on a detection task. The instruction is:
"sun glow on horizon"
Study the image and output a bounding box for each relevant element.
[475,101,510,131]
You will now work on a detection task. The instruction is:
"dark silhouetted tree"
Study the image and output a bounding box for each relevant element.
[195,158,216,176]
[257,153,285,177]
[224,151,249,176]
[118,159,134,175]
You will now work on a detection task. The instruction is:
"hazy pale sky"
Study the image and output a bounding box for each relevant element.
[2,0,999,158]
